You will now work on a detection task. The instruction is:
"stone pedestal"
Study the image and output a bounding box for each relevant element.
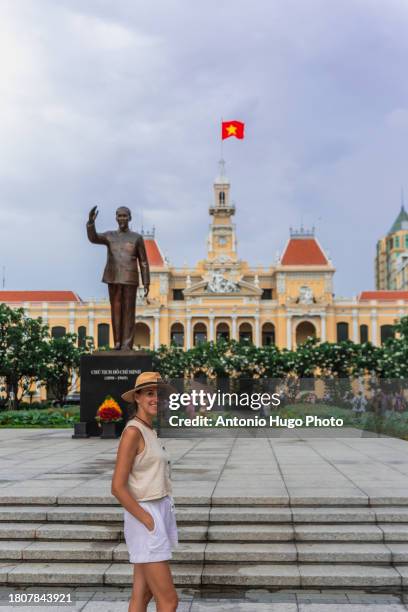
[73,351,153,438]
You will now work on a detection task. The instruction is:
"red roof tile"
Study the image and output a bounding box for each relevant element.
[145,239,165,266]
[359,291,408,301]
[0,291,81,303]
[281,238,328,266]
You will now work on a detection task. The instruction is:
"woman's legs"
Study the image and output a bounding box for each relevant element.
[142,561,178,612]
[129,564,153,612]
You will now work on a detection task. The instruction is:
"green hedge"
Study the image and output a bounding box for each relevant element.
[0,407,80,428]
[283,403,408,440]
[281,403,356,425]
[358,411,408,441]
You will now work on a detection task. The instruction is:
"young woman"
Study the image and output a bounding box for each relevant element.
[111,371,178,612]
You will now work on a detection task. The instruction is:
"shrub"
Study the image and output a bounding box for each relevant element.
[0,407,79,428]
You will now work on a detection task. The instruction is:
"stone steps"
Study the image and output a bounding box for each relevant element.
[0,523,208,542]
[201,563,407,588]
[3,521,408,544]
[2,501,408,588]
[3,493,408,507]
[1,561,408,588]
[2,540,408,564]
[2,505,408,524]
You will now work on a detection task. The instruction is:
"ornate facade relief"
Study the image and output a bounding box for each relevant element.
[206,269,240,293]
[136,287,146,305]
[277,273,286,293]
[159,273,169,295]
[325,273,333,294]
[298,285,314,305]
[212,254,233,264]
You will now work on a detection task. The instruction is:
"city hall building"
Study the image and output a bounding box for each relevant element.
[2,163,408,352]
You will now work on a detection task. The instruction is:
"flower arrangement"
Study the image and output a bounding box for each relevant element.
[95,396,123,424]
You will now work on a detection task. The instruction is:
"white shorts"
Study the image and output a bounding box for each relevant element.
[124,495,178,563]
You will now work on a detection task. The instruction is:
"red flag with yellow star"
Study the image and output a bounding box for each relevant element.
[222,120,245,140]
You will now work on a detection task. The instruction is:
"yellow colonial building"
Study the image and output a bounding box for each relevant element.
[2,162,408,354]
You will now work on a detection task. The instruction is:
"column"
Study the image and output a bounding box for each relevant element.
[186,315,192,349]
[286,315,292,350]
[371,308,378,346]
[352,309,358,343]
[209,314,215,342]
[320,314,326,342]
[42,302,48,325]
[69,302,75,334]
[231,315,237,340]
[154,314,160,350]
[34,380,42,399]
[71,371,78,393]
[254,313,260,347]
[88,304,95,340]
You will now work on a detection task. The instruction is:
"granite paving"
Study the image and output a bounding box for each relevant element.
[2,429,408,608]
[1,429,408,507]
[0,587,407,611]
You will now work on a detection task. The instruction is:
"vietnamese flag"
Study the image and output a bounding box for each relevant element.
[222,120,245,140]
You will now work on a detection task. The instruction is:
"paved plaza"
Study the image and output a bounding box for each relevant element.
[0,586,408,611]
[1,428,408,610]
[0,428,408,506]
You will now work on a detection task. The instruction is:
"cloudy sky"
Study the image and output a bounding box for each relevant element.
[1,0,408,298]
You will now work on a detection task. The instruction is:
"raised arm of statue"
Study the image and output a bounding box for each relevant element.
[137,235,150,295]
[86,206,108,245]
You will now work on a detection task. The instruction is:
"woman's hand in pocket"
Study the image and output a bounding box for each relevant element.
[142,510,155,532]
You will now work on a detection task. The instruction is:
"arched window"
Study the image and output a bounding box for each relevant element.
[296,321,316,346]
[337,322,349,342]
[193,323,207,346]
[97,323,110,348]
[51,326,66,339]
[239,322,253,344]
[170,323,184,347]
[359,324,369,344]
[219,191,225,205]
[78,326,87,348]
[134,323,150,348]
[262,323,275,346]
[380,325,394,344]
[216,322,230,342]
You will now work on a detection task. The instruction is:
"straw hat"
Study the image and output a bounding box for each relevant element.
[121,372,174,403]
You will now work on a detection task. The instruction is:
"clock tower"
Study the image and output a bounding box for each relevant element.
[207,160,238,264]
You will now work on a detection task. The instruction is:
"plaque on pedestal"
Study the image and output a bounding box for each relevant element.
[73,351,152,438]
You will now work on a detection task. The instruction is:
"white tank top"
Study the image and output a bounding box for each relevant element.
[122,418,172,502]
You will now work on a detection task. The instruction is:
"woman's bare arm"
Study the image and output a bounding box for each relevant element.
[111,427,154,531]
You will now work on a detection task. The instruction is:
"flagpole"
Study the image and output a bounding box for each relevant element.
[220,116,224,163]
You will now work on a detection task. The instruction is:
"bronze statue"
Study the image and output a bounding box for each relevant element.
[87,206,150,351]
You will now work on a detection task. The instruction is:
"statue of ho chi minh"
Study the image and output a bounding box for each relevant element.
[86,206,150,351]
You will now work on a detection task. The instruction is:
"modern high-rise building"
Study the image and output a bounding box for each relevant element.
[376,204,408,290]
[396,256,408,290]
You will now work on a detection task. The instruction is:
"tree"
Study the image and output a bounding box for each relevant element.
[45,333,93,405]
[147,318,408,401]
[0,304,49,407]
[393,315,408,342]
[374,316,408,382]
